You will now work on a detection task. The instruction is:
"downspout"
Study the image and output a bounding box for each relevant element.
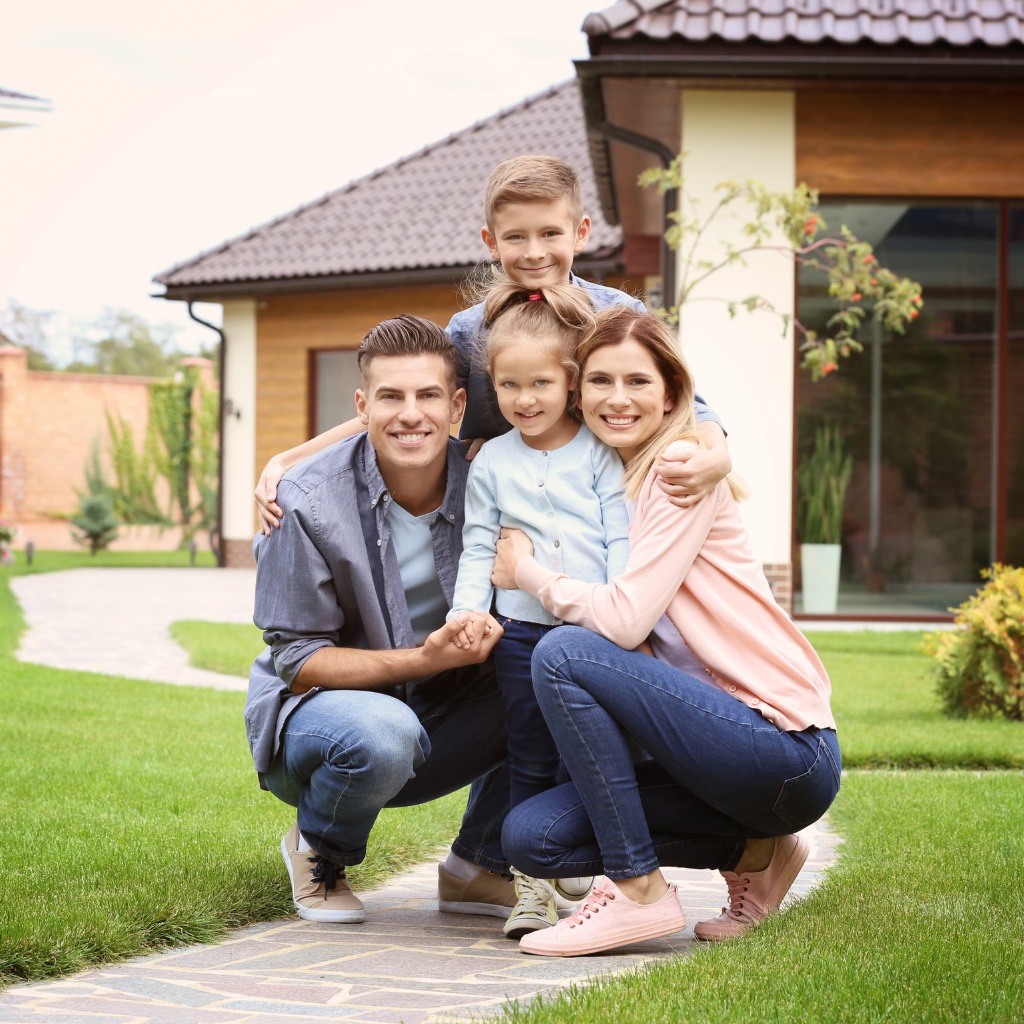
[187,302,226,568]
[574,71,677,305]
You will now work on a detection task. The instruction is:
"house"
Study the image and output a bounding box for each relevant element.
[156,0,1024,617]
[154,81,649,569]
[0,86,50,130]
[573,0,1024,617]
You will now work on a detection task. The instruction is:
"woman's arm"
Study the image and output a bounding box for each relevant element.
[255,417,364,534]
[512,463,723,649]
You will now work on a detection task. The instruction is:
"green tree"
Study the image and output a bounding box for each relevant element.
[70,440,120,555]
[0,299,57,370]
[66,308,181,377]
[640,161,923,380]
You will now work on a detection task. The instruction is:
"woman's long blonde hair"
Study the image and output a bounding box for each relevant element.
[577,307,748,502]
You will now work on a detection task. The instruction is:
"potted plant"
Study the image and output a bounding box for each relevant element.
[797,424,852,614]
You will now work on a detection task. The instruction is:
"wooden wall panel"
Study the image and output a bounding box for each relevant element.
[255,284,462,475]
[797,89,1024,198]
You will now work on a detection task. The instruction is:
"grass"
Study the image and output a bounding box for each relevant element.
[0,556,464,987]
[814,631,1024,769]
[4,553,1023,1017]
[170,620,264,677]
[501,770,1024,1024]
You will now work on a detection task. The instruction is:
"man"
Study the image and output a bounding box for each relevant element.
[244,314,514,923]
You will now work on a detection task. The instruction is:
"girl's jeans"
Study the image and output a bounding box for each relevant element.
[493,618,562,808]
[502,626,842,881]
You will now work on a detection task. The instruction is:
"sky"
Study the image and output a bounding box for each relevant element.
[0,0,604,361]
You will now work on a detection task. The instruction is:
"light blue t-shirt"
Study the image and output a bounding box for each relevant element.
[387,501,448,644]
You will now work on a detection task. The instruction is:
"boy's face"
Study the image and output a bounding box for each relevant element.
[481,198,591,290]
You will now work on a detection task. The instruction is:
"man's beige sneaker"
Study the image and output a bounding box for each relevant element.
[281,823,366,923]
[437,863,516,919]
[503,869,558,939]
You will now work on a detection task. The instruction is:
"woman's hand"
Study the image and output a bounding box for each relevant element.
[491,528,533,589]
[255,458,287,535]
[655,424,731,508]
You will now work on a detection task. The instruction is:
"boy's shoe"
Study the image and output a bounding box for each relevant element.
[437,863,517,919]
[550,876,594,906]
[281,823,366,923]
[694,833,809,942]
[503,870,558,939]
[519,877,685,957]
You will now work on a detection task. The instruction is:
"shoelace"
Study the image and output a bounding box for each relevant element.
[515,873,555,909]
[721,873,753,921]
[309,855,344,898]
[565,883,616,929]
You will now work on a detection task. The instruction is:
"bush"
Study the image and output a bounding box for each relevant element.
[923,564,1024,720]
[70,493,120,555]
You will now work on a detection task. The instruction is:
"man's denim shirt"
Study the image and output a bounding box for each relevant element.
[244,434,470,782]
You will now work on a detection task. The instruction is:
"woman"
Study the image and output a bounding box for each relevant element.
[491,307,840,958]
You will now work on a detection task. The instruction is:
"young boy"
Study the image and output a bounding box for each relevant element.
[255,154,731,530]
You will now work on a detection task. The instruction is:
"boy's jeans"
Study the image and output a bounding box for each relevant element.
[492,618,562,808]
[503,626,842,881]
[264,663,510,871]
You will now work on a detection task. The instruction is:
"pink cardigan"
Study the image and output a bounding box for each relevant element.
[515,443,836,733]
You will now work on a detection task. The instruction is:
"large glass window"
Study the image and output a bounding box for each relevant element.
[797,203,1000,615]
[1008,206,1024,567]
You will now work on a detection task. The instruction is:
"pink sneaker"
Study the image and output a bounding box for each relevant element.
[694,833,809,941]
[519,877,686,957]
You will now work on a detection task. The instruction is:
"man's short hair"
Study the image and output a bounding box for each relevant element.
[483,155,584,230]
[357,315,460,393]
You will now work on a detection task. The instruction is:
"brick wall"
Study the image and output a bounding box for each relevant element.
[0,346,216,549]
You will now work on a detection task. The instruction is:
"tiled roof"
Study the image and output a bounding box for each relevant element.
[583,0,1024,48]
[155,81,622,294]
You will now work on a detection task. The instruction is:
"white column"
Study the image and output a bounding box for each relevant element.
[220,300,257,554]
[677,90,796,565]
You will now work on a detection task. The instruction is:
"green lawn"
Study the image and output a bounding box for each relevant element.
[502,771,1024,1024]
[0,557,464,987]
[3,556,1023,1020]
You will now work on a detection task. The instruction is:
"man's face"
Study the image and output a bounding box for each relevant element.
[354,353,466,481]
[481,198,591,290]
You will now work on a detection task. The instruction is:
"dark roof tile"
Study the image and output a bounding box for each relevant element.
[583,0,1024,48]
[155,81,621,291]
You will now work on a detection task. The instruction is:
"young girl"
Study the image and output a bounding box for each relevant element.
[447,282,629,940]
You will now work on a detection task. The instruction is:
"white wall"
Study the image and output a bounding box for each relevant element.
[220,299,257,547]
[677,90,796,564]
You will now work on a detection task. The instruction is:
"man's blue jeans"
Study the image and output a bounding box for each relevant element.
[264,663,510,871]
[502,627,842,881]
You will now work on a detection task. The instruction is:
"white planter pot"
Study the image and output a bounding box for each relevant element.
[801,543,841,614]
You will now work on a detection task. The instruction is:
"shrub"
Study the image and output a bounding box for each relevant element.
[923,564,1024,720]
[70,493,120,555]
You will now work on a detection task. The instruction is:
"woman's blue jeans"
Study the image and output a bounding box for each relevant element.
[264,663,510,871]
[502,627,841,881]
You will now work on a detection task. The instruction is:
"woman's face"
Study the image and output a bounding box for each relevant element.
[579,338,673,463]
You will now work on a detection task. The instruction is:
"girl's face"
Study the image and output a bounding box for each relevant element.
[580,338,673,464]
[491,334,578,451]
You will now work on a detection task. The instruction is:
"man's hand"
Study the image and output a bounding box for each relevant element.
[255,458,287,535]
[491,527,534,589]
[424,612,503,667]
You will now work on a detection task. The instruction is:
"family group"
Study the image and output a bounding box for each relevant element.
[243,155,840,958]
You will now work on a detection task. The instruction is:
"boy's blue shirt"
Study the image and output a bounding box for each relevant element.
[447,273,722,441]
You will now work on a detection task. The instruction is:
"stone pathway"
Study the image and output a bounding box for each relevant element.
[10,568,256,690]
[0,822,839,1024]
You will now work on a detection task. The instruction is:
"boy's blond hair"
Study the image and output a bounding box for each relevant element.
[483,155,584,229]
